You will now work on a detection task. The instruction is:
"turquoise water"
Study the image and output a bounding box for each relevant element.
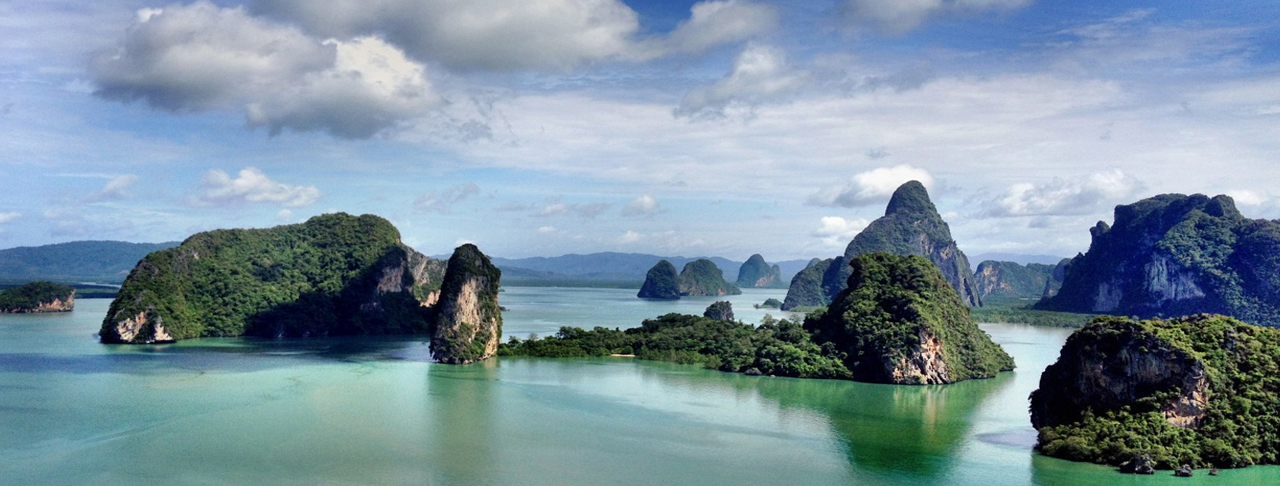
[1,289,1277,485]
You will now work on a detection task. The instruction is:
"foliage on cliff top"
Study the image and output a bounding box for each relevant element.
[678,259,741,296]
[1031,314,1280,469]
[736,254,782,288]
[429,243,503,364]
[637,259,680,299]
[805,253,1014,384]
[1038,193,1280,327]
[781,257,842,310]
[0,281,74,310]
[102,213,436,342]
[498,313,851,379]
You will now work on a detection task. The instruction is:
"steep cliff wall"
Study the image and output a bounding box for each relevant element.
[1031,314,1280,469]
[637,260,680,299]
[429,244,503,364]
[1037,194,1280,327]
[972,260,1056,300]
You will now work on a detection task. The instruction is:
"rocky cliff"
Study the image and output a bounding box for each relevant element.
[703,301,734,321]
[429,244,503,364]
[784,181,982,309]
[1031,314,1280,469]
[972,260,1056,300]
[803,253,1014,384]
[735,254,782,288]
[637,260,680,299]
[0,281,75,313]
[1036,193,1280,327]
[677,259,741,297]
[99,213,466,344]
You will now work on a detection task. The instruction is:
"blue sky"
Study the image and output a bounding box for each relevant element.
[2,0,1279,261]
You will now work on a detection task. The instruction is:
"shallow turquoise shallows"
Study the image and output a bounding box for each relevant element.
[1,288,1276,485]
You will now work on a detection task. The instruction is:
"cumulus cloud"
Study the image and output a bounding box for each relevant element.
[537,226,557,235]
[252,0,773,71]
[813,216,870,246]
[91,2,439,138]
[82,175,139,203]
[0,212,20,227]
[536,198,611,219]
[808,165,934,207]
[622,194,661,216]
[414,183,480,214]
[194,167,321,207]
[840,0,1030,35]
[675,44,805,119]
[1227,189,1268,207]
[618,230,643,244]
[986,169,1145,217]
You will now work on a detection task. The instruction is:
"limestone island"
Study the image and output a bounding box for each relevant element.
[637,258,741,299]
[507,252,1014,385]
[784,180,981,310]
[1031,314,1280,472]
[99,213,501,364]
[0,281,75,313]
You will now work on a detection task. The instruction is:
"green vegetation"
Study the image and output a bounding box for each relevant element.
[1031,314,1280,470]
[677,259,741,296]
[970,298,1095,327]
[703,301,734,321]
[430,244,504,364]
[781,257,840,310]
[805,253,1014,384]
[755,298,782,309]
[101,213,442,342]
[972,260,1057,300]
[1039,193,1280,327]
[499,313,852,379]
[637,260,680,299]
[0,281,74,311]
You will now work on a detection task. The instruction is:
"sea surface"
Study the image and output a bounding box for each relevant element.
[1,288,1276,485]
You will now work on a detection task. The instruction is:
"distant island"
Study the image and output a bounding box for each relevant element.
[99,213,502,364]
[1031,314,1280,471]
[0,281,75,313]
[784,181,982,310]
[0,240,177,284]
[508,252,1013,385]
[1037,193,1280,328]
[735,254,784,288]
[637,258,741,299]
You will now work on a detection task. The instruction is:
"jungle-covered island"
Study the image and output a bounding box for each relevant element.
[638,258,741,299]
[97,213,502,363]
[505,252,1013,385]
[0,281,75,313]
[1031,314,1280,471]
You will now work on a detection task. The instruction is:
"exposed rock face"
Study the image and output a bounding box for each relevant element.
[0,281,76,313]
[100,214,450,343]
[430,244,503,365]
[1041,258,1070,299]
[784,181,982,309]
[972,260,1056,300]
[637,260,680,299]
[703,301,734,322]
[735,254,782,288]
[1037,193,1280,327]
[677,259,741,297]
[1030,314,1280,469]
[804,253,1014,385]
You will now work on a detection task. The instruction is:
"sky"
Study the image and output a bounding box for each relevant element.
[2,0,1279,262]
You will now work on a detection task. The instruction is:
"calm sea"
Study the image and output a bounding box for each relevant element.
[0,288,1275,485]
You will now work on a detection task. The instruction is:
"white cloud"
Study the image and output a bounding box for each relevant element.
[840,0,1030,35]
[618,230,643,244]
[252,0,773,71]
[808,165,934,208]
[194,167,322,207]
[622,194,660,216]
[91,2,439,138]
[813,216,870,246]
[675,44,805,119]
[82,175,138,203]
[986,169,1145,217]
[1228,189,1268,207]
[537,226,557,234]
[414,183,480,214]
[536,198,611,219]
[0,212,21,225]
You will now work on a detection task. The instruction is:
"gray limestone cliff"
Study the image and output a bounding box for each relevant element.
[429,244,503,364]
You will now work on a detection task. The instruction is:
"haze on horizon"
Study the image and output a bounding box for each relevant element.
[2,0,1278,262]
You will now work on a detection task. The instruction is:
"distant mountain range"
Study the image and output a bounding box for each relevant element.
[0,240,179,284]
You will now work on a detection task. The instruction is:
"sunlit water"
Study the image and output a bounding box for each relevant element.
[1,289,1276,485]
